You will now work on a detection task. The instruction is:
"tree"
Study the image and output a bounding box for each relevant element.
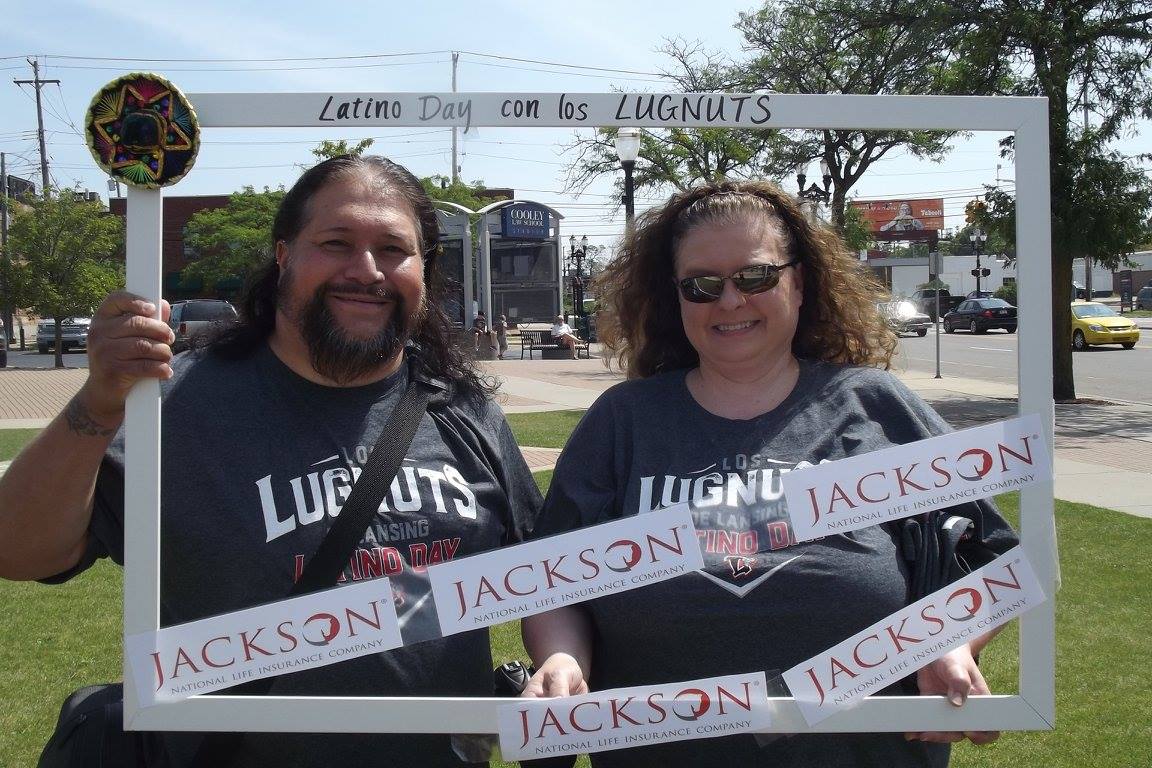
[422,175,492,211]
[840,0,1152,398]
[311,138,375,162]
[564,43,774,203]
[732,0,1002,228]
[841,202,873,252]
[182,186,285,292]
[4,190,123,368]
[563,2,993,233]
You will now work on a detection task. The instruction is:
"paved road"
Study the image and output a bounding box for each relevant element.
[893,327,1152,404]
[3,349,89,369]
[5,328,1150,405]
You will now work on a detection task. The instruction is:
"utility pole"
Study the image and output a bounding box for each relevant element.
[451,52,460,184]
[1082,60,1093,299]
[0,151,10,345]
[14,58,59,196]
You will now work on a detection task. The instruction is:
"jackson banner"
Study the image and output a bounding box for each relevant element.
[427,505,702,637]
[125,579,402,707]
[782,546,1045,725]
[782,415,1049,543]
[499,672,771,760]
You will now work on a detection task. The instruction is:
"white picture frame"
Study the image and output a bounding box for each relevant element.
[121,91,1055,735]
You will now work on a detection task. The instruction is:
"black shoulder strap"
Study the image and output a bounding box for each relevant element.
[191,376,433,767]
[292,378,433,594]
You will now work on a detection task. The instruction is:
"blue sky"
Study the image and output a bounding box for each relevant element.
[3,0,1143,249]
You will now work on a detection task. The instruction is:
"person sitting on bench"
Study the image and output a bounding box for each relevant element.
[550,315,581,359]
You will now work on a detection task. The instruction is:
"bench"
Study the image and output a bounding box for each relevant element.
[518,328,590,359]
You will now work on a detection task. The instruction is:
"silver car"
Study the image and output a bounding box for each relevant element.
[168,300,238,352]
[37,317,91,354]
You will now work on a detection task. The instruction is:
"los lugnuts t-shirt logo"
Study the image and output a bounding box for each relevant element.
[635,455,806,597]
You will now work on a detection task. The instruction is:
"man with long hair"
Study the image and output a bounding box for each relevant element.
[0,155,541,767]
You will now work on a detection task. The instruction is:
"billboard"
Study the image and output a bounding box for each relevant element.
[851,198,945,234]
[5,174,35,199]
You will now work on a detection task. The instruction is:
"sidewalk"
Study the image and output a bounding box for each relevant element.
[2,351,1150,518]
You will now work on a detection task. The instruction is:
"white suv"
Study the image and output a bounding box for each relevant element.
[168,300,238,352]
[37,317,92,354]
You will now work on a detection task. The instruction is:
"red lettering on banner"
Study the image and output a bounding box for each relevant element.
[200,635,234,669]
[569,701,602,733]
[856,471,890,503]
[998,437,1035,471]
[895,464,929,495]
[930,456,952,487]
[983,563,1024,602]
[542,555,577,588]
[610,696,642,727]
[645,527,686,560]
[277,620,299,653]
[504,564,538,597]
[716,682,754,714]
[920,604,946,635]
[852,634,887,669]
[577,548,601,579]
[646,692,668,724]
[884,617,923,653]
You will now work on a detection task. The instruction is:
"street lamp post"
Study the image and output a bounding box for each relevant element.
[614,127,641,229]
[568,234,589,319]
[795,159,832,221]
[970,229,988,294]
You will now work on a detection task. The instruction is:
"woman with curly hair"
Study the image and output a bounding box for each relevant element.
[520,180,1017,767]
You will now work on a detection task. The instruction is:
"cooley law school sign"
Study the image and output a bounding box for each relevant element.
[115,88,1056,737]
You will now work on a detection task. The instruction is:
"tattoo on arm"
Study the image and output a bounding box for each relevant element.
[65,399,117,437]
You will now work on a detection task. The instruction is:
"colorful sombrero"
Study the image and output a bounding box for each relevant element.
[86,72,199,188]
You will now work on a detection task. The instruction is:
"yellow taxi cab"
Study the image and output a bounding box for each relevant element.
[1070,301,1140,350]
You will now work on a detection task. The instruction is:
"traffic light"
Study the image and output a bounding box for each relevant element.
[971,268,980,276]
[981,268,991,277]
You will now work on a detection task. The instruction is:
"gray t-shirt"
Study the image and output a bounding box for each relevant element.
[532,360,1017,768]
[65,344,542,767]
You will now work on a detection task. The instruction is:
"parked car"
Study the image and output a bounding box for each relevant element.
[909,288,964,321]
[168,299,238,352]
[942,298,1017,334]
[37,317,92,354]
[877,299,931,337]
[1136,286,1152,310]
[1072,282,1087,300]
[1070,301,1140,350]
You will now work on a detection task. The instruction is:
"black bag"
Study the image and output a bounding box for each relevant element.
[898,507,1000,601]
[38,684,145,768]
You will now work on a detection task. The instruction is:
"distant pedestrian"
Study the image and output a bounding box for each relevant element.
[493,314,509,359]
[550,315,581,359]
[470,310,490,351]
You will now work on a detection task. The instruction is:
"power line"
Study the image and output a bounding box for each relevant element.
[458,50,662,77]
[39,51,448,63]
[42,60,450,73]
[464,60,666,83]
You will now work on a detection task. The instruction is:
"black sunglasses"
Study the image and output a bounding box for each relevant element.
[676,257,801,303]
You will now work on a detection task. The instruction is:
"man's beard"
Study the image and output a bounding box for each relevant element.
[278,275,424,385]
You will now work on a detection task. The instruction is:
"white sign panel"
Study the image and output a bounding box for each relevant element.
[498,672,771,761]
[427,506,702,637]
[782,546,1045,725]
[126,579,401,707]
[783,415,1049,542]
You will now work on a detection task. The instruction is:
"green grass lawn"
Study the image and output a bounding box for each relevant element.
[505,410,585,449]
[2,418,1149,767]
[0,428,41,461]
